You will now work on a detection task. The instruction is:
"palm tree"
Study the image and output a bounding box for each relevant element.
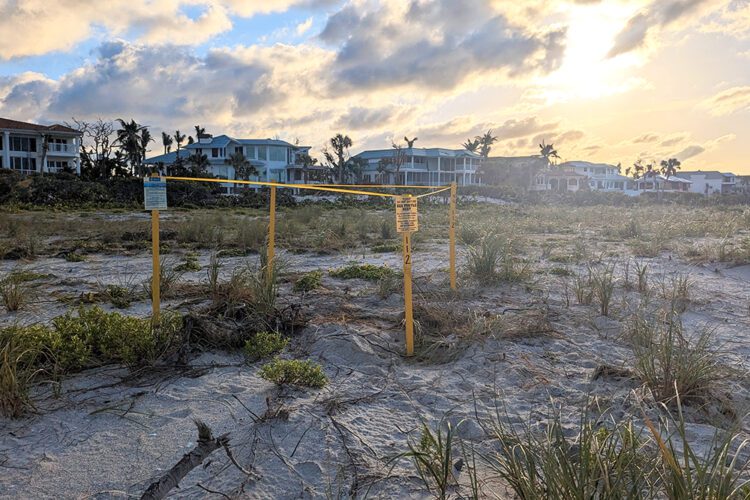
[194,125,206,140]
[404,136,418,148]
[39,133,51,173]
[187,136,195,145]
[462,138,480,153]
[140,128,153,172]
[229,151,257,184]
[116,118,146,175]
[187,152,210,177]
[174,130,186,158]
[660,158,681,180]
[296,153,318,184]
[476,130,498,158]
[323,133,353,183]
[161,132,173,155]
[539,140,560,166]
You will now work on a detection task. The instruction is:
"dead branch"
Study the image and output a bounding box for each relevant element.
[141,420,228,500]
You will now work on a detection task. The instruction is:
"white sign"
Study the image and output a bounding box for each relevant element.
[144,176,167,210]
[395,196,418,233]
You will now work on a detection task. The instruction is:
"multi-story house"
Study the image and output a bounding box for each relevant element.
[144,134,317,194]
[532,160,692,195]
[352,147,482,186]
[674,170,737,195]
[0,117,82,174]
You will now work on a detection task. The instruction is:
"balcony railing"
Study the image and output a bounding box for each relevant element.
[47,143,75,153]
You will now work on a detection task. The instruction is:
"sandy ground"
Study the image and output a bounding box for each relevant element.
[1,213,750,498]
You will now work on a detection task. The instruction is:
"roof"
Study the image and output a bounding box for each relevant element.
[561,160,618,170]
[675,170,735,180]
[637,174,691,183]
[354,147,481,161]
[180,135,305,150]
[0,117,81,135]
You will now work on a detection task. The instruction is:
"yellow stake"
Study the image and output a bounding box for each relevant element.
[151,209,161,324]
[267,186,276,279]
[403,230,415,357]
[449,182,457,290]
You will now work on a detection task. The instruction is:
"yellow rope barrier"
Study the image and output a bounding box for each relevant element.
[164,176,451,199]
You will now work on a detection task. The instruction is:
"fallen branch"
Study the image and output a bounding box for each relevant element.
[141,420,228,500]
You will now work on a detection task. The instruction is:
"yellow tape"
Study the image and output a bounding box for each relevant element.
[313,184,446,189]
[164,176,452,199]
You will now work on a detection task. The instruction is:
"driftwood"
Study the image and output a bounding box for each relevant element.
[141,420,229,500]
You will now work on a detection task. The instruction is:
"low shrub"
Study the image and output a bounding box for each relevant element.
[371,242,400,253]
[293,270,322,293]
[0,274,27,311]
[244,331,288,361]
[330,263,397,282]
[259,358,327,388]
[175,254,201,272]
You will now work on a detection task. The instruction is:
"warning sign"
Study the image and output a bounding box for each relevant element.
[143,176,167,210]
[395,195,418,233]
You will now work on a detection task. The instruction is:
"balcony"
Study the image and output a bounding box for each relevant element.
[47,143,76,155]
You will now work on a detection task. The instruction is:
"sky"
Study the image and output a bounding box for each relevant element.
[0,0,749,172]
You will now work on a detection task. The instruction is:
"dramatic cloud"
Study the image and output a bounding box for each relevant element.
[700,86,750,115]
[0,0,304,59]
[320,0,566,91]
[608,0,714,57]
[674,144,705,161]
[334,106,411,130]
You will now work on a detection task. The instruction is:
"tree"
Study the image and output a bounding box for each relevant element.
[476,130,498,158]
[116,118,147,175]
[296,152,318,184]
[188,136,195,145]
[229,151,258,183]
[174,130,186,158]
[39,133,51,173]
[347,157,369,184]
[194,125,206,139]
[660,158,681,180]
[187,153,210,177]
[539,140,560,166]
[68,118,124,179]
[404,136,418,148]
[390,141,407,184]
[462,138,480,153]
[140,128,153,167]
[161,132,173,155]
[323,133,352,183]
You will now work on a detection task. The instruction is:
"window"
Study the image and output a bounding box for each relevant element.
[269,147,286,162]
[235,146,243,155]
[10,137,36,152]
[258,146,267,161]
[245,146,256,158]
[212,148,220,158]
[11,157,36,171]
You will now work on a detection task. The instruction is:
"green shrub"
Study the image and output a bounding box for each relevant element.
[259,358,327,388]
[371,242,400,253]
[293,270,322,293]
[175,254,201,272]
[244,332,288,361]
[63,252,86,262]
[330,263,396,282]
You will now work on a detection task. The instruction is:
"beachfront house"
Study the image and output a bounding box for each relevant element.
[352,147,482,186]
[561,161,632,192]
[144,134,317,194]
[0,117,82,175]
[530,166,589,192]
[674,170,737,195]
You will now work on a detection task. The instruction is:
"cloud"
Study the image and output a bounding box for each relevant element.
[334,106,410,130]
[296,17,314,35]
[700,86,750,115]
[0,0,304,60]
[320,0,566,91]
[608,0,714,57]
[674,144,705,161]
[633,133,659,143]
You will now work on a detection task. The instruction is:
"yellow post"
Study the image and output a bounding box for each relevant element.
[402,231,415,357]
[267,185,276,279]
[151,209,161,324]
[449,182,457,290]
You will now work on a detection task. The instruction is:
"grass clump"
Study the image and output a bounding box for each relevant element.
[630,312,725,403]
[0,337,38,418]
[63,252,86,262]
[1,274,27,312]
[487,406,656,498]
[175,254,201,272]
[244,331,288,361]
[259,358,327,388]
[466,235,530,285]
[330,263,396,282]
[293,270,322,293]
[396,420,462,499]
[371,242,400,253]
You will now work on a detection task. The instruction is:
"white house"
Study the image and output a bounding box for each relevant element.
[532,160,692,195]
[674,171,737,195]
[352,147,482,186]
[144,134,318,194]
[0,117,82,174]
